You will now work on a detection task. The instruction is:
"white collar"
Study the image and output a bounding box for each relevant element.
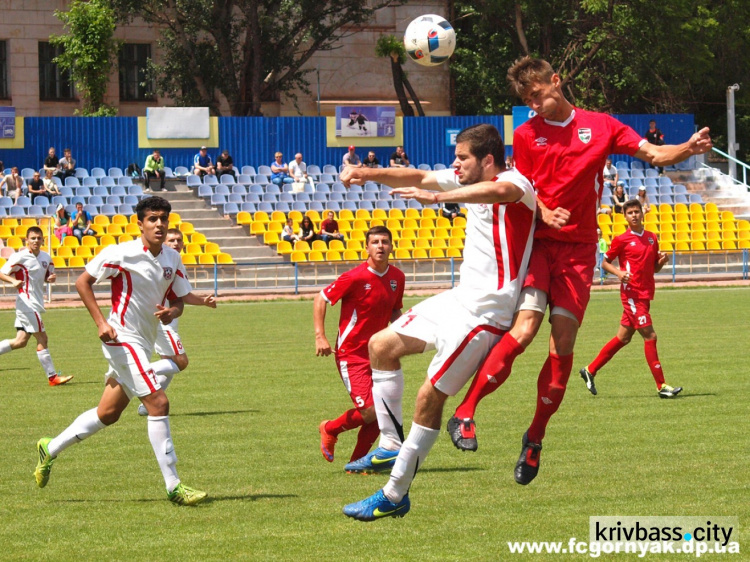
[544,109,576,127]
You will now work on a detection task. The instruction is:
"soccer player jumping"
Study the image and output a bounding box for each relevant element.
[579,199,682,398]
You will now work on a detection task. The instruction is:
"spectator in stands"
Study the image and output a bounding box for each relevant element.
[603,158,618,189]
[441,202,466,225]
[389,146,410,168]
[270,152,294,186]
[597,228,608,282]
[54,204,73,240]
[343,146,362,168]
[58,148,76,179]
[637,186,651,214]
[72,202,95,243]
[289,153,308,183]
[193,146,215,177]
[319,211,345,245]
[612,182,627,214]
[143,149,166,192]
[299,216,317,244]
[505,155,514,168]
[645,120,665,174]
[0,167,24,202]
[42,169,60,197]
[363,151,380,168]
[216,149,237,181]
[44,147,60,177]
[283,218,300,244]
[27,171,46,204]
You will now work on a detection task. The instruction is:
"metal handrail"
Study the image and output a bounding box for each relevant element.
[705,147,749,188]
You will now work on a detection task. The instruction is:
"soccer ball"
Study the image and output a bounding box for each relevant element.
[403,14,456,67]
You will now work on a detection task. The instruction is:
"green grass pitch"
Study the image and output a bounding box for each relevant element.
[0,287,746,560]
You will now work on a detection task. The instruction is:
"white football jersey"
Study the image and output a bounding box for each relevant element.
[86,239,191,353]
[435,168,536,328]
[0,248,53,314]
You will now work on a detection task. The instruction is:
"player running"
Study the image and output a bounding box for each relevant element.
[446,57,711,485]
[137,228,216,416]
[315,226,405,467]
[34,197,207,506]
[0,226,72,386]
[579,199,682,398]
[339,123,536,520]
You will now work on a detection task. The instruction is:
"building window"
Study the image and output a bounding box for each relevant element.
[0,41,8,99]
[38,42,75,100]
[119,44,153,101]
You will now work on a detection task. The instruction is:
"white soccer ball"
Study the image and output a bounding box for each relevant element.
[403,14,456,67]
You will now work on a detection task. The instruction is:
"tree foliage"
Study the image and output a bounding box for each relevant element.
[111,0,400,116]
[452,0,750,158]
[375,35,424,117]
[51,0,119,116]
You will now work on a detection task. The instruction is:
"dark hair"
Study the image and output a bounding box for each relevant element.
[301,216,313,227]
[507,56,555,97]
[623,199,643,213]
[136,195,171,220]
[455,124,505,166]
[366,225,392,244]
[167,227,182,237]
[27,226,44,238]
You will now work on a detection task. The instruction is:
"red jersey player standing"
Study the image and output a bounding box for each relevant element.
[315,226,405,466]
[446,57,712,486]
[579,199,681,398]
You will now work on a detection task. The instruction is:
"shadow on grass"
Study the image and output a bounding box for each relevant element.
[611,392,716,400]
[205,493,297,504]
[171,409,258,417]
[419,466,483,474]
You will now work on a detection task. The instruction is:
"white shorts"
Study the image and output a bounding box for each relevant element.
[15,310,44,333]
[154,323,186,357]
[391,290,505,396]
[102,341,160,399]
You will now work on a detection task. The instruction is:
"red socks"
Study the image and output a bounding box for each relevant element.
[588,337,627,375]
[350,421,380,462]
[325,408,364,437]
[528,353,573,443]
[454,334,524,420]
[644,339,665,389]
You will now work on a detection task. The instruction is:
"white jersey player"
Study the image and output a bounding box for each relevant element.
[34,197,207,506]
[338,124,536,520]
[137,228,216,416]
[0,227,72,386]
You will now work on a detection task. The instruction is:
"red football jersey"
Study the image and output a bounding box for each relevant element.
[606,229,661,300]
[322,262,405,360]
[513,108,645,243]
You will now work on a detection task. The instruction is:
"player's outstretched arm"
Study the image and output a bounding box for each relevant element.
[313,292,332,357]
[635,127,713,167]
[182,292,217,308]
[340,166,436,190]
[392,180,524,206]
[76,271,117,342]
[0,271,22,289]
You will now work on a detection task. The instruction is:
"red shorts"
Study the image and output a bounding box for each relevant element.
[335,354,373,409]
[523,239,597,324]
[620,295,653,328]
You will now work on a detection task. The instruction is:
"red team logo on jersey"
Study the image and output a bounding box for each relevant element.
[163,267,173,280]
[578,128,592,143]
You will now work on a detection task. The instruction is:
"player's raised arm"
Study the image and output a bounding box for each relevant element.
[635,127,713,167]
[313,292,332,356]
[339,166,439,190]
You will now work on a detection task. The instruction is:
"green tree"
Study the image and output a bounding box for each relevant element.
[375,35,424,117]
[111,0,400,116]
[50,0,120,116]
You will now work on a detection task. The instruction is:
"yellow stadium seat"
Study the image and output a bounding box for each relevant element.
[294,241,310,253]
[2,218,18,228]
[204,242,220,255]
[198,254,215,265]
[118,235,134,243]
[660,241,673,252]
[179,222,195,235]
[450,227,465,239]
[706,231,721,241]
[346,240,363,251]
[446,248,462,258]
[308,250,324,262]
[738,240,750,249]
[675,222,690,232]
[290,251,307,262]
[15,225,30,238]
[288,210,303,222]
[48,236,61,249]
[217,253,234,264]
[612,224,626,236]
[5,237,22,250]
[453,216,467,229]
[412,248,428,259]
[690,241,705,251]
[339,209,355,221]
[449,237,464,249]
[394,249,411,260]
[674,242,689,251]
[90,224,106,236]
[52,256,67,268]
[190,232,206,245]
[343,250,360,261]
[370,219,384,228]
[705,211,720,222]
[181,254,197,265]
[421,208,437,219]
[401,219,418,230]
[722,241,737,250]
[311,240,328,251]
[658,204,672,214]
[305,210,320,222]
[271,211,286,223]
[267,221,284,234]
[106,224,124,236]
[372,209,387,220]
[600,224,612,236]
[112,214,128,226]
[0,225,11,238]
[674,203,688,214]
[418,228,432,239]
[93,245,105,255]
[326,250,342,261]
[384,209,402,220]
[350,230,365,242]
[723,231,737,241]
[612,213,627,224]
[250,222,266,235]
[434,228,450,239]
[337,220,351,232]
[397,239,414,250]
[329,239,345,252]
[125,224,141,236]
[386,219,402,232]
[675,231,690,242]
[738,230,750,241]
[236,211,253,225]
[276,241,292,255]
[99,234,116,247]
[429,249,445,258]
[399,229,416,241]
[721,211,734,221]
[706,241,721,250]
[432,238,447,249]
[597,214,612,226]
[93,215,110,226]
[55,247,73,259]
[415,239,430,249]
[352,219,368,231]
[435,218,451,229]
[404,208,420,219]
[185,243,201,255]
[61,236,79,248]
[75,246,93,258]
[68,257,86,268]
[168,212,181,225]
[254,211,271,223]
[129,214,138,224]
[689,203,702,213]
[419,218,435,229]
[264,232,280,245]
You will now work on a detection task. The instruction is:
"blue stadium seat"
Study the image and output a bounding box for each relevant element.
[118,177,133,186]
[329,192,344,202]
[257,165,272,176]
[65,177,81,188]
[204,175,218,186]
[309,201,324,212]
[645,168,659,178]
[262,193,277,203]
[232,184,247,195]
[630,169,644,180]
[28,205,44,216]
[240,202,257,213]
[658,195,673,205]
[51,177,63,188]
[659,177,673,186]
[223,203,240,215]
[34,196,50,207]
[349,184,362,194]
[291,202,308,212]
[106,195,122,206]
[331,182,346,193]
[614,161,628,170]
[111,186,127,197]
[88,195,104,207]
[123,195,138,206]
[375,200,391,210]
[646,186,658,197]
[108,167,124,178]
[379,192,393,201]
[174,166,190,177]
[658,185,673,195]
[118,204,134,215]
[408,199,423,209]
[76,187,91,197]
[75,168,89,178]
[44,205,56,216]
[418,164,431,171]
[630,161,644,170]
[629,178,643,188]
[51,196,67,207]
[323,165,338,176]
[345,192,361,201]
[673,194,688,204]
[673,184,687,195]
[689,194,703,204]
[100,177,115,187]
[313,192,328,202]
[342,201,357,211]
[15,196,31,208]
[71,196,85,206]
[237,174,252,185]
[275,202,291,213]
[245,193,260,204]
[83,177,99,188]
[359,201,374,211]
[228,193,243,204]
[9,206,26,217]
[257,202,274,213]
[21,168,36,180]
[163,167,175,178]
[433,163,447,171]
[0,196,12,209]
[220,175,236,185]
[295,193,311,203]
[315,184,330,194]
[644,178,658,188]
[249,184,264,195]
[91,167,106,178]
[319,174,335,184]
[186,175,201,187]
[215,185,230,196]
[253,174,269,185]
[279,192,294,203]
[364,182,379,192]
[327,201,341,211]
[211,194,227,206]
[241,166,256,176]
[84,204,98,215]
[265,185,281,195]
[128,185,143,196]
[307,164,321,177]
[618,169,630,180]
[100,204,117,216]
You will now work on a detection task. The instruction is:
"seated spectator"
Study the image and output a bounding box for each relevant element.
[389,146,410,168]
[637,186,651,214]
[0,167,24,202]
[441,202,466,225]
[270,152,294,186]
[282,218,300,243]
[216,149,237,181]
[54,204,73,240]
[27,171,46,204]
[143,149,166,192]
[289,153,308,184]
[299,216,317,244]
[343,146,361,168]
[57,148,76,179]
[505,155,514,168]
[42,169,61,197]
[603,158,618,186]
[319,211,344,245]
[72,202,95,243]
[362,151,380,168]
[43,147,60,176]
[612,182,627,214]
[193,146,215,177]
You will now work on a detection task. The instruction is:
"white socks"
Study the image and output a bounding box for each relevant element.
[151,359,179,390]
[0,339,11,355]
[48,408,106,457]
[37,349,56,378]
[148,415,180,492]
[371,368,404,451]
[383,423,440,503]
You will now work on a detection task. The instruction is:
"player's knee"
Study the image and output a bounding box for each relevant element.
[97,406,122,425]
[13,335,28,349]
[618,334,633,345]
[173,355,189,371]
[512,315,542,347]
[360,406,376,424]
[368,332,393,362]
